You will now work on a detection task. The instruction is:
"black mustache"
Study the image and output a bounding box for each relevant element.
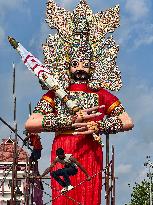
[74,70,88,75]
[71,70,91,81]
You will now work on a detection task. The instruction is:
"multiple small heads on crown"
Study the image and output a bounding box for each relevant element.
[41,0,122,91]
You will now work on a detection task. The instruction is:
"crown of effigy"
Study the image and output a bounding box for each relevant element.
[42,0,122,91]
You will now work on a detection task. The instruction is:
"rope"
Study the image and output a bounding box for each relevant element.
[34,179,82,205]
[43,167,107,205]
[42,180,60,192]
[43,191,82,205]
[30,179,82,205]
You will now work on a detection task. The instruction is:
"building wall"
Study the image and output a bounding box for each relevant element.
[0,162,28,205]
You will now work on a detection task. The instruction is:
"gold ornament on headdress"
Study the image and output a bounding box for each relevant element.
[43,0,122,91]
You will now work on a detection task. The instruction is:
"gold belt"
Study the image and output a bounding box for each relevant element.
[57,130,75,135]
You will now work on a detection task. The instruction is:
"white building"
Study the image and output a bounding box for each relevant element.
[0,138,29,205]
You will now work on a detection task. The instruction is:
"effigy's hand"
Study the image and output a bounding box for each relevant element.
[73,105,105,123]
[72,120,104,145]
[72,121,99,135]
[72,121,103,145]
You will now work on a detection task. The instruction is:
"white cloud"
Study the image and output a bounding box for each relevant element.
[0,0,29,45]
[117,0,152,48]
[0,26,5,44]
[133,24,153,48]
[141,35,153,44]
[61,0,73,5]
[116,163,132,174]
[118,74,153,145]
[38,22,51,51]
[136,168,148,182]
[29,22,52,59]
[123,80,153,124]
[117,20,153,49]
[117,17,133,46]
[125,0,150,21]
[0,0,28,11]
[58,0,76,8]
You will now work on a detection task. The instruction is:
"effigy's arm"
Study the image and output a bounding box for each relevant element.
[25,92,76,133]
[25,89,102,133]
[27,109,103,135]
[25,110,75,133]
[98,106,134,134]
[72,109,133,135]
[98,91,134,134]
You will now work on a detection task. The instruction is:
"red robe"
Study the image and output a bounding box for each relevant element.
[46,83,119,205]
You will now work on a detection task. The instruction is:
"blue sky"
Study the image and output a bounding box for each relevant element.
[0,0,153,204]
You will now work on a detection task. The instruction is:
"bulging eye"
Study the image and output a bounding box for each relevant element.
[71,60,79,68]
[83,61,91,68]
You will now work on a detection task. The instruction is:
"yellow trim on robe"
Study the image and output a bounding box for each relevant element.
[106,100,121,115]
[59,130,75,135]
[42,96,55,108]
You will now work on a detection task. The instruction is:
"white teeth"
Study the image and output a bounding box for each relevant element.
[96,112,102,115]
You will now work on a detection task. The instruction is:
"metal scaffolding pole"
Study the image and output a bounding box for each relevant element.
[105,136,117,205]
[111,146,115,205]
[105,133,110,205]
[10,63,18,204]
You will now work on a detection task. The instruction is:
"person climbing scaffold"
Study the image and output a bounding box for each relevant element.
[23,131,42,170]
[39,148,91,193]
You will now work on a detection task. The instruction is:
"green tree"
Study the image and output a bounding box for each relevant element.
[127,179,153,205]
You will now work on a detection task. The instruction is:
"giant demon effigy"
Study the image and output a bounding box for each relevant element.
[8,0,134,204]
